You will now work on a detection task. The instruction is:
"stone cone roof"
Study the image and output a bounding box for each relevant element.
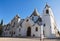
[11,14,20,23]
[15,14,20,18]
[45,3,50,8]
[30,9,40,17]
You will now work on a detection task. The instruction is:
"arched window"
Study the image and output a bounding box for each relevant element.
[13,32,15,34]
[19,28,21,32]
[43,24,46,27]
[36,27,38,31]
[46,9,49,14]
[33,34,35,37]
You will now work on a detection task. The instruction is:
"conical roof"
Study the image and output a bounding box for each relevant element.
[15,14,20,18]
[30,8,40,17]
[12,14,20,21]
[45,3,50,8]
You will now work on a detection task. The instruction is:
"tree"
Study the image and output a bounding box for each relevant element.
[0,19,3,36]
[0,24,3,36]
[1,19,3,25]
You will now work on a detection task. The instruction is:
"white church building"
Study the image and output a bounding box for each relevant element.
[2,4,59,38]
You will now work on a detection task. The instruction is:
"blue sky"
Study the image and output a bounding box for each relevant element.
[0,0,60,31]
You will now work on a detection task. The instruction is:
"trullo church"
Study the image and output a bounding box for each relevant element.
[2,4,60,38]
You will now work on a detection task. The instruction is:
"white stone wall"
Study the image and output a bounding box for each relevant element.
[31,23,41,37]
[21,17,34,37]
[42,6,57,38]
[2,5,59,38]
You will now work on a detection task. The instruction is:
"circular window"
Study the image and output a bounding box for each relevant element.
[26,19,29,22]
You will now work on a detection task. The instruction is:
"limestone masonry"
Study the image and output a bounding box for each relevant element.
[2,4,60,38]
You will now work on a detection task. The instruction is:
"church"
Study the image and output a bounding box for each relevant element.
[2,4,60,38]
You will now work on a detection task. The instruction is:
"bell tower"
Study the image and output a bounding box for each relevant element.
[42,3,58,38]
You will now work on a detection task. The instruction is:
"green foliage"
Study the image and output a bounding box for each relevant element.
[0,19,3,36]
[0,19,3,25]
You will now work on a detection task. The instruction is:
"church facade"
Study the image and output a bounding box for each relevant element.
[2,4,59,38]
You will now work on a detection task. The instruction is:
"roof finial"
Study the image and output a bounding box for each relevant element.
[30,8,40,17]
[45,2,50,8]
[15,13,20,18]
[34,8,37,12]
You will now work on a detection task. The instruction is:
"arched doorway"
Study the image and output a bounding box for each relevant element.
[27,27,31,36]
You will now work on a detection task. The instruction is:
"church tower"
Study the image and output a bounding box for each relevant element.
[42,3,58,38]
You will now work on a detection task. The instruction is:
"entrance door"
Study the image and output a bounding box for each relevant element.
[27,27,31,36]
